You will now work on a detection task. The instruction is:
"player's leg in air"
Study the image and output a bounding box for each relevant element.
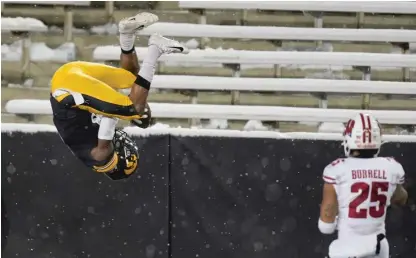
[49,12,188,180]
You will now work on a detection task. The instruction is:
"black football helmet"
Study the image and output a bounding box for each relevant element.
[104,129,139,180]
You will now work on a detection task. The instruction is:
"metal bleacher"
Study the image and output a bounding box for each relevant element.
[1,1,416,132]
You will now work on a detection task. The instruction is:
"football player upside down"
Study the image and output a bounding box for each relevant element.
[49,12,188,180]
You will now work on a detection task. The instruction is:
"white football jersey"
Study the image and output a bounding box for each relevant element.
[323,157,405,239]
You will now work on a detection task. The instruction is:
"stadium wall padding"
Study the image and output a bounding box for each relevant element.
[2,132,415,258]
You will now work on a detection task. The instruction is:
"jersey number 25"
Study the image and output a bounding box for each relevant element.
[348,182,388,219]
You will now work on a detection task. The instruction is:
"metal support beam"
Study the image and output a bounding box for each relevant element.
[105,1,115,23]
[14,31,31,80]
[238,9,248,26]
[306,11,324,48]
[318,93,328,109]
[63,6,73,42]
[394,42,411,82]
[356,12,365,28]
[353,66,372,109]
[313,12,323,48]
[190,9,209,49]
[269,40,283,78]
[188,90,200,127]
[17,114,35,122]
[224,64,241,105]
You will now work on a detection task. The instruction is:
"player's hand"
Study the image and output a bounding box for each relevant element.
[131,103,152,128]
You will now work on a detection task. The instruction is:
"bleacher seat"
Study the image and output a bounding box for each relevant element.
[94,47,416,68]
[137,22,416,43]
[5,99,416,125]
[179,1,416,14]
[141,76,416,94]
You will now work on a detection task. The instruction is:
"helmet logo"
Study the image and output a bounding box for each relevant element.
[363,129,372,143]
[359,113,372,144]
[124,154,138,175]
[343,119,355,136]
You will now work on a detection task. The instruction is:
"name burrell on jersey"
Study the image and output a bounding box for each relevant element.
[352,169,387,180]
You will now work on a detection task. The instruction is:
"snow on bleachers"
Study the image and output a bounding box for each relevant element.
[179,1,416,14]
[93,47,416,68]
[1,17,47,32]
[5,99,416,125]
[137,23,416,43]
[1,40,76,62]
[5,1,90,5]
[2,1,91,65]
[1,16,50,77]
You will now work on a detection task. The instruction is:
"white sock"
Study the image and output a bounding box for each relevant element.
[98,117,119,140]
[138,45,162,82]
[120,33,135,52]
